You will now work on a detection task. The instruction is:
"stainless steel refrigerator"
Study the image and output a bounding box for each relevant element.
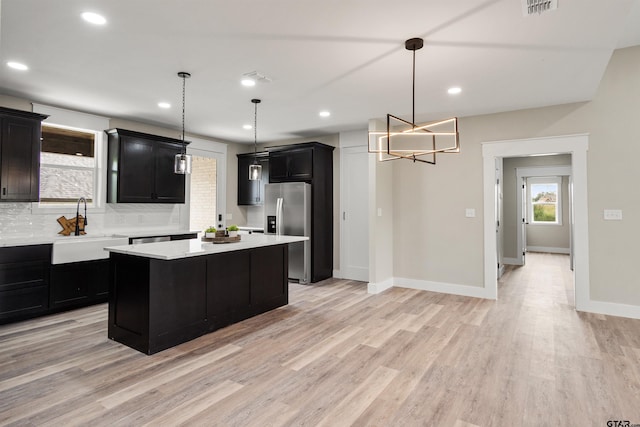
[264,182,311,284]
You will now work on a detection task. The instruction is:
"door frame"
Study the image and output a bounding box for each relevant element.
[482,134,589,310]
[515,165,572,266]
[185,138,227,231]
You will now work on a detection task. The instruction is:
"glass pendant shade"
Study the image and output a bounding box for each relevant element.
[174,71,192,175]
[174,153,192,174]
[248,98,263,181]
[249,162,262,181]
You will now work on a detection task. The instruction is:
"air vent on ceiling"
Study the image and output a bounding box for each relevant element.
[242,71,272,83]
[522,0,558,16]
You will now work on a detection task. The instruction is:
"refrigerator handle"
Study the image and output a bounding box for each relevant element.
[276,197,283,235]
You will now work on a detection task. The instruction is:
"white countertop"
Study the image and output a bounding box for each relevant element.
[0,229,199,248]
[104,234,308,260]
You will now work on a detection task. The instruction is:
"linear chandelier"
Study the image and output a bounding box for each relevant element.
[368,37,460,164]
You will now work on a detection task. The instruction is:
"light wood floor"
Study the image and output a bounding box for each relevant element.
[1,253,639,426]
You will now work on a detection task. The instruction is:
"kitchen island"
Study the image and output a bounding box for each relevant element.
[105,234,307,354]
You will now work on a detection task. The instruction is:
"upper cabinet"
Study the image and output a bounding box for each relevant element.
[0,107,48,202]
[106,128,186,203]
[268,147,313,182]
[237,152,269,205]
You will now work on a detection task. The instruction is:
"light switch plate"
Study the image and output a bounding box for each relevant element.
[465,208,476,218]
[377,208,382,217]
[604,209,622,220]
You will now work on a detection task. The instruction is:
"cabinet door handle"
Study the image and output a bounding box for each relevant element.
[2,187,6,196]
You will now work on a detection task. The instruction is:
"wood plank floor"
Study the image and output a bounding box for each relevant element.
[1,253,639,426]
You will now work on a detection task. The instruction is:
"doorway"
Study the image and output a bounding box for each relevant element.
[482,134,589,310]
[186,141,227,233]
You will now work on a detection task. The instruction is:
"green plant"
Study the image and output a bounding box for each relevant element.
[205,226,216,233]
[227,224,239,231]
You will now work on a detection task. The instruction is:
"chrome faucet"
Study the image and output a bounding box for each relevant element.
[75,197,88,236]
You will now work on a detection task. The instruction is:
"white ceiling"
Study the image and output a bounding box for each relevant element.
[1,0,639,144]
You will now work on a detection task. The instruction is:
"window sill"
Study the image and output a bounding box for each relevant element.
[30,202,106,215]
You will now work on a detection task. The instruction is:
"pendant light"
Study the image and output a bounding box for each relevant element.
[248,98,262,181]
[368,38,460,164]
[174,71,192,174]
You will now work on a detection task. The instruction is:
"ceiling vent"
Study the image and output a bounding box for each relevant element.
[522,0,558,16]
[242,71,272,84]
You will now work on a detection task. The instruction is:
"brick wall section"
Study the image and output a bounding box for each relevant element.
[189,155,217,232]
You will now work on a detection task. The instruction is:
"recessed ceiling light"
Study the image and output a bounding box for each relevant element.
[158,102,171,109]
[319,111,331,118]
[448,87,462,95]
[82,12,107,25]
[241,78,256,87]
[243,124,253,130]
[7,61,28,71]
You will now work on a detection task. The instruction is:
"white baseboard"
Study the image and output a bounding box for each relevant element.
[332,269,341,279]
[498,264,505,279]
[578,300,640,320]
[394,277,493,299]
[527,246,570,254]
[367,278,394,294]
[503,257,522,265]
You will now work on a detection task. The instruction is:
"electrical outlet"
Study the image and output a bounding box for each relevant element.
[377,208,382,217]
[603,209,622,220]
[465,208,476,218]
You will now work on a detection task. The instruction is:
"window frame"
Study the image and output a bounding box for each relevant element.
[31,104,108,215]
[527,176,562,226]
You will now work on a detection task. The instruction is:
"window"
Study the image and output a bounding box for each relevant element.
[528,177,562,224]
[40,125,97,204]
[31,104,108,213]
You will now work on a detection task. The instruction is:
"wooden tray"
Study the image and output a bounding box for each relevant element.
[202,235,241,244]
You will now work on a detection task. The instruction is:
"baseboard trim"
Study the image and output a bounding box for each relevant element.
[332,269,341,279]
[498,264,505,279]
[367,278,394,294]
[503,257,522,265]
[394,277,493,299]
[527,246,570,254]
[578,300,640,320]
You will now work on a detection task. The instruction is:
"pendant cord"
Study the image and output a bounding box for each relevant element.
[412,48,416,128]
[181,75,186,155]
[254,101,258,157]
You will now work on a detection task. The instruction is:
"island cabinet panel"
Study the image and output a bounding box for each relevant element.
[108,243,289,355]
[207,251,251,329]
[251,244,287,312]
[148,258,208,353]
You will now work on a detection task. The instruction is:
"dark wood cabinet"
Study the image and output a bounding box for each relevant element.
[237,152,269,205]
[108,243,288,354]
[0,107,48,202]
[268,148,313,182]
[267,142,334,282]
[50,260,109,309]
[106,128,186,203]
[0,244,51,324]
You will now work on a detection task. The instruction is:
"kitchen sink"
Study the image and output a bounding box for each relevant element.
[51,235,129,264]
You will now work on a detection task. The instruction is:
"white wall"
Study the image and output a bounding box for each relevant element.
[388,45,640,311]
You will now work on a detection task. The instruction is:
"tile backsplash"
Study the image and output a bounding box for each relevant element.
[0,202,186,238]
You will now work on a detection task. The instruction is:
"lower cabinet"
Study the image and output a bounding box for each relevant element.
[108,244,288,354]
[0,244,51,324]
[50,260,109,310]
